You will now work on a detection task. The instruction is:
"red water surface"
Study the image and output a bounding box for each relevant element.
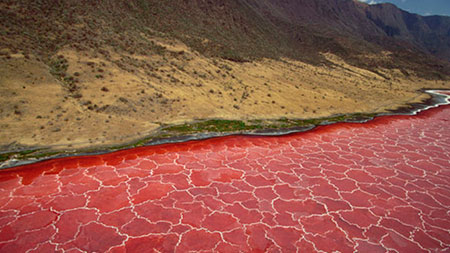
[1,106,450,252]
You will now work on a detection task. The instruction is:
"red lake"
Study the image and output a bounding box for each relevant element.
[0,93,449,252]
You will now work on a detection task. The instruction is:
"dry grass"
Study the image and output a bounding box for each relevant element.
[0,37,448,152]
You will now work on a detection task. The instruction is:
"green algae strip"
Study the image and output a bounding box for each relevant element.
[0,112,377,166]
[161,113,376,135]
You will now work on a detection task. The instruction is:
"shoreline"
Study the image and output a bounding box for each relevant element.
[1,89,449,170]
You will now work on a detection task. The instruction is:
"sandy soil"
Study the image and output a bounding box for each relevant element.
[0,37,448,152]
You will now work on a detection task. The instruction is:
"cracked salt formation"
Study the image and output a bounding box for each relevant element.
[1,97,450,252]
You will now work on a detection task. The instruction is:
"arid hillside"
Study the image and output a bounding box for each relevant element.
[0,0,449,158]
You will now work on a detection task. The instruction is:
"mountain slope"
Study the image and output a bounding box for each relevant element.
[1,0,449,74]
[365,3,450,59]
[242,0,450,77]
